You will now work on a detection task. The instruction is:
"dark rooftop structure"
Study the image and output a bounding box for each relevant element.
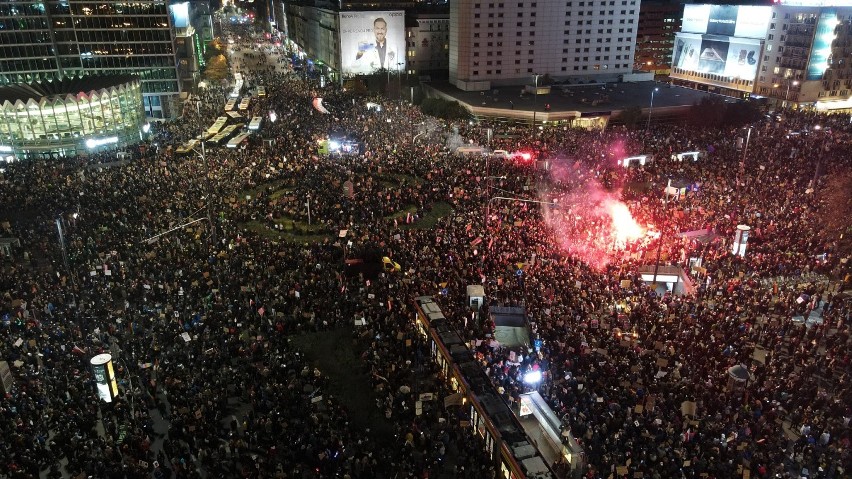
[425,80,735,126]
[0,75,140,104]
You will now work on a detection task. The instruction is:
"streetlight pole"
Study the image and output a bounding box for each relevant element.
[397,62,404,100]
[199,137,217,252]
[737,126,752,197]
[55,217,74,286]
[306,194,312,225]
[785,80,799,107]
[651,178,670,291]
[646,87,659,132]
[116,358,137,421]
[531,73,542,131]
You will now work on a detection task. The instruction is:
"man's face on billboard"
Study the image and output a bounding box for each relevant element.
[374,20,387,44]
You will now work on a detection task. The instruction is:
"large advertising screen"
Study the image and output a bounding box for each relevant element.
[672,33,762,80]
[807,10,837,80]
[681,4,772,39]
[339,11,405,75]
[170,2,190,28]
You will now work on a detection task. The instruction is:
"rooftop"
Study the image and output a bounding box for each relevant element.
[430,81,733,116]
[0,74,139,104]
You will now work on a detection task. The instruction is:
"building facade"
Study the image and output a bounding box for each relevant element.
[670,2,852,112]
[0,76,147,160]
[285,3,449,80]
[405,13,450,75]
[172,2,214,94]
[0,0,181,118]
[634,0,681,76]
[449,0,640,91]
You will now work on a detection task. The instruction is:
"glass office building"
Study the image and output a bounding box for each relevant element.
[0,75,147,160]
[0,0,180,118]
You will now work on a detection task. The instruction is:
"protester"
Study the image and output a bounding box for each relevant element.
[0,25,850,479]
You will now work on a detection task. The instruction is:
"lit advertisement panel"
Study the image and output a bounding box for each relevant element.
[170,2,190,28]
[339,11,405,75]
[722,37,761,79]
[807,10,838,80]
[90,354,119,403]
[681,4,771,39]
[672,33,704,72]
[681,5,711,35]
[672,33,761,81]
[706,5,738,36]
[734,6,773,39]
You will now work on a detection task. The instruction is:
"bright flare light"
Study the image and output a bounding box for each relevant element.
[608,201,645,246]
[523,370,542,384]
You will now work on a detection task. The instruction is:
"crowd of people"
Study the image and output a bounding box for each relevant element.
[0,28,851,479]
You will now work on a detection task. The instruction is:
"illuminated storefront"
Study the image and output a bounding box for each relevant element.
[0,75,146,160]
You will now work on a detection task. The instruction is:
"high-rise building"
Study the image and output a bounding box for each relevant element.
[449,0,641,91]
[405,12,450,76]
[670,1,852,111]
[634,0,682,76]
[0,0,181,118]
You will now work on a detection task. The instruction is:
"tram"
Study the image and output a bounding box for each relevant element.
[413,296,555,479]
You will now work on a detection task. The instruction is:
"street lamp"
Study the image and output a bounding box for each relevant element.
[531,73,542,131]
[191,137,217,252]
[55,217,73,286]
[785,80,799,106]
[646,87,659,131]
[736,126,752,197]
[397,62,405,100]
[651,178,671,291]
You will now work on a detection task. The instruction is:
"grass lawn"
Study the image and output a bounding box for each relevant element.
[399,201,453,230]
[269,187,295,201]
[238,179,451,242]
[378,173,423,189]
[244,220,330,243]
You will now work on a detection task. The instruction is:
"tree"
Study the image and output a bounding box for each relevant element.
[205,40,225,63]
[419,98,470,121]
[724,101,763,129]
[203,54,229,84]
[687,97,726,128]
[617,106,644,129]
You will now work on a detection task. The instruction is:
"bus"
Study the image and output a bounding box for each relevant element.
[230,73,243,98]
[208,124,240,145]
[248,116,262,131]
[224,99,237,112]
[238,97,251,111]
[226,132,251,149]
[256,86,266,98]
[175,139,199,156]
[205,116,229,138]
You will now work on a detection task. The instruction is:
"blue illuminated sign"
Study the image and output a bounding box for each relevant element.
[807,10,837,80]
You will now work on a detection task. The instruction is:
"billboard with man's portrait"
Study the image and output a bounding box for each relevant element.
[339,11,405,75]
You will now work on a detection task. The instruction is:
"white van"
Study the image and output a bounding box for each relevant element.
[456,146,485,155]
